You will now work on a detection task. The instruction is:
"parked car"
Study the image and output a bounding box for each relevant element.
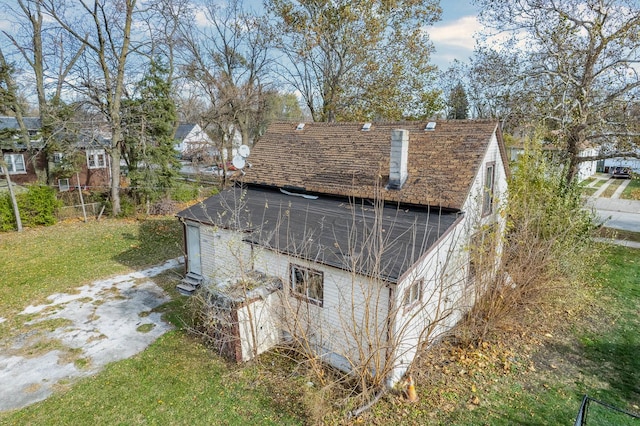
[610,166,631,179]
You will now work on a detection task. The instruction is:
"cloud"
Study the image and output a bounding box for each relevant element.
[429,16,481,50]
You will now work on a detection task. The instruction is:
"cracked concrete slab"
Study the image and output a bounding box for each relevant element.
[0,258,183,412]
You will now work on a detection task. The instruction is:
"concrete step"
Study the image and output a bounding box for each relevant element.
[176,273,203,296]
[176,282,198,296]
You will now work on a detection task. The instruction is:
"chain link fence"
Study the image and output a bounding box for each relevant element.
[575,395,640,425]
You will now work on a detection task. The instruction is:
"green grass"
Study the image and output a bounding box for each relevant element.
[620,178,640,200]
[1,217,638,425]
[1,332,301,426]
[359,245,640,425]
[0,217,183,317]
[0,218,304,425]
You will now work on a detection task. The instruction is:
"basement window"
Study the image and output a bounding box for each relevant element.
[290,264,324,307]
[295,123,305,131]
[58,178,70,192]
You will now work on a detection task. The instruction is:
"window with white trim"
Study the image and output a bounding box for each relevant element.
[53,152,64,164]
[58,178,70,192]
[3,154,26,174]
[403,278,422,308]
[482,162,495,215]
[290,264,324,306]
[86,149,106,169]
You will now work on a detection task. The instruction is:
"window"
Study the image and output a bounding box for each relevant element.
[58,178,70,192]
[86,149,106,169]
[403,279,422,308]
[53,152,64,164]
[3,154,26,174]
[482,162,495,215]
[290,264,324,306]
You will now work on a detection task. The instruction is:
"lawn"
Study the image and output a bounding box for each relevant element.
[354,244,640,425]
[0,217,184,318]
[1,220,638,425]
[620,177,640,200]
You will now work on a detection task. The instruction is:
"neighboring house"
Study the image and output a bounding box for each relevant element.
[174,123,216,159]
[508,145,598,182]
[0,116,45,185]
[50,132,112,191]
[0,116,112,191]
[176,120,510,386]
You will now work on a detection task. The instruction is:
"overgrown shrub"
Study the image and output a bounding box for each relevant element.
[457,145,600,344]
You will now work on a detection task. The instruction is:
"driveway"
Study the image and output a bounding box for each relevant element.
[0,258,182,412]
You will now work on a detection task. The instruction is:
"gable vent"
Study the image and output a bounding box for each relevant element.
[295,123,305,131]
[425,121,436,131]
[362,122,372,131]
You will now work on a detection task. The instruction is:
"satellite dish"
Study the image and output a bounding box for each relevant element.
[238,144,250,158]
[232,155,246,170]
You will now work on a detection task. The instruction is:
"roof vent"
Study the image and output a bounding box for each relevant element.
[425,121,436,131]
[362,122,372,131]
[295,123,305,131]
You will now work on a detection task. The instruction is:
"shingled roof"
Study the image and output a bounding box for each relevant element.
[177,186,458,282]
[240,120,504,211]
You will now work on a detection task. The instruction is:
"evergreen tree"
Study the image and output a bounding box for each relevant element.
[122,59,178,210]
[446,82,469,119]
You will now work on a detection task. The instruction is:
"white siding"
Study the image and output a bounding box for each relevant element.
[237,292,281,361]
[196,225,391,372]
[388,130,510,386]
[604,157,640,173]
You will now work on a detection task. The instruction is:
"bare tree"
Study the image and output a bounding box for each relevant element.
[180,0,273,156]
[41,0,140,216]
[3,0,86,182]
[474,0,640,182]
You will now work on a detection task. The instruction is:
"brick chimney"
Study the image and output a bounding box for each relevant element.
[388,129,409,189]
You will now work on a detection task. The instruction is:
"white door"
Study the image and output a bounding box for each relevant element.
[186,224,202,276]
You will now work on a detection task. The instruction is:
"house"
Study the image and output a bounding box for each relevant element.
[0,116,45,185]
[174,123,216,160]
[0,116,111,191]
[602,156,640,174]
[49,131,112,191]
[176,120,510,386]
[508,145,598,182]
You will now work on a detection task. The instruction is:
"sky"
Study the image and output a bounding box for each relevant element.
[428,0,482,70]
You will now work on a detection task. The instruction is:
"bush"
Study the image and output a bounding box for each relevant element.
[0,193,16,231]
[0,185,62,231]
[170,181,200,202]
[20,185,61,226]
[457,145,600,345]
